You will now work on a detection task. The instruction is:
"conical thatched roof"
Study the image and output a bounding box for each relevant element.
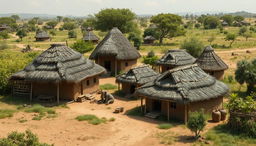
[196,46,228,71]
[144,36,156,41]
[116,65,159,85]
[89,27,141,60]
[83,30,99,41]
[156,50,196,66]
[35,31,50,39]
[136,64,229,103]
[11,44,106,83]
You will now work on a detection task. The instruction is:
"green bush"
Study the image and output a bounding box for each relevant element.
[187,110,206,139]
[180,37,204,58]
[100,84,117,90]
[157,123,173,129]
[0,109,15,119]
[0,130,52,146]
[24,104,57,120]
[76,114,107,125]
[71,40,94,54]
[142,51,159,66]
[68,30,77,38]
[0,31,9,39]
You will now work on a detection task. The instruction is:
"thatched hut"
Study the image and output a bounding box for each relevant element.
[0,24,9,31]
[136,64,229,123]
[35,31,50,41]
[156,50,196,73]
[144,36,156,44]
[196,46,228,80]
[89,27,141,76]
[83,30,99,43]
[10,44,105,103]
[116,65,159,95]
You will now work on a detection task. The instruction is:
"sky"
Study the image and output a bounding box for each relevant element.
[0,0,255,16]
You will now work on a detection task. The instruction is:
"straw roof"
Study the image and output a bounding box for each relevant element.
[136,64,229,103]
[196,46,228,71]
[156,50,196,66]
[35,31,50,39]
[89,27,141,60]
[11,44,105,83]
[144,36,156,41]
[83,30,99,41]
[116,65,159,85]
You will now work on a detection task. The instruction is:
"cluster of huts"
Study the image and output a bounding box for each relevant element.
[10,27,229,123]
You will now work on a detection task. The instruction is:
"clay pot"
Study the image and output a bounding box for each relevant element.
[219,109,227,121]
[212,110,221,122]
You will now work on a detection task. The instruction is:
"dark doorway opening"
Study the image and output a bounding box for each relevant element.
[104,61,111,72]
[153,100,161,112]
[130,85,136,94]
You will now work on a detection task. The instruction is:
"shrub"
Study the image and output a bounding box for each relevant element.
[0,31,9,39]
[142,51,158,66]
[71,40,94,54]
[76,114,107,125]
[24,104,57,120]
[68,30,77,38]
[157,123,173,129]
[109,117,115,122]
[225,33,237,47]
[187,110,206,139]
[0,130,52,146]
[100,84,117,90]
[180,37,204,58]
[0,109,15,119]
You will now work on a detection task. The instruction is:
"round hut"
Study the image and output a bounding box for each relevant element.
[89,27,141,76]
[83,28,99,44]
[196,46,228,80]
[10,44,106,103]
[144,36,156,44]
[156,49,196,73]
[116,65,159,95]
[35,31,50,41]
[136,64,229,123]
[0,24,9,31]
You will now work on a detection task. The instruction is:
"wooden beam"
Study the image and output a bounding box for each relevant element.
[144,98,147,114]
[184,104,188,124]
[115,59,117,76]
[141,97,143,112]
[57,83,60,104]
[30,82,33,102]
[167,101,170,122]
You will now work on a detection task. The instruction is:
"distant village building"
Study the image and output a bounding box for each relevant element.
[143,36,156,44]
[83,29,99,44]
[35,31,50,41]
[136,64,229,123]
[156,50,196,73]
[10,44,105,103]
[0,24,9,31]
[116,65,159,95]
[221,21,229,27]
[89,27,141,76]
[196,46,228,80]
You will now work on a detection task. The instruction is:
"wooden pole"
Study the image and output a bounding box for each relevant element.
[144,98,147,114]
[57,83,60,104]
[115,59,117,76]
[167,101,170,122]
[141,97,143,112]
[30,83,33,102]
[184,104,188,124]
[118,83,120,91]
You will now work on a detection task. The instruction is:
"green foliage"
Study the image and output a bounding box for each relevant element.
[157,123,173,129]
[151,13,183,44]
[239,26,248,35]
[225,33,237,47]
[16,29,27,40]
[195,23,201,29]
[0,41,9,50]
[0,31,10,39]
[61,22,76,30]
[187,110,206,139]
[155,131,176,145]
[234,16,245,22]
[180,37,204,58]
[23,104,57,121]
[94,8,136,33]
[128,32,142,49]
[142,51,159,66]
[10,15,20,21]
[0,130,52,146]
[227,93,256,113]
[125,106,143,116]
[143,28,160,39]
[45,21,58,29]
[81,16,96,31]
[57,16,63,22]
[71,40,94,54]
[203,16,220,29]
[100,84,117,90]
[221,15,234,26]
[76,114,107,125]
[207,34,216,45]
[68,30,77,38]
[235,59,256,93]
[0,109,15,119]
[49,30,56,36]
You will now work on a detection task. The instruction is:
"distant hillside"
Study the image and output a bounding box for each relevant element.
[228,11,256,18]
[0,13,58,19]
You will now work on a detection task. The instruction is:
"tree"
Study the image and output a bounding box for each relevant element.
[243,31,253,41]
[203,16,220,29]
[221,15,234,26]
[143,28,160,39]
[128,32,142,49]
[0,31,9,39]
[225,33,237,47]
[239,26,248,35]
[81,15,96,31]
[45,21,58,29]
[142,51,159,67]
[234,16,245,23]
[0,130,52,146]
[180,37,204,58]
[94,8,136,33]
[71,40,94,54]
[11,15,20,22]
[187,111,206,139]
[61,22,76,30]
[208,34,216,45]
[68,30,77,38]
[235,59,256,93]
[16,29,27,41]
[150,13,183,44]
[57,16,63,22]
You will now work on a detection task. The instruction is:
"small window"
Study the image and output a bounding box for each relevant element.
[125,62,128,67]
[87,80,90,86]
[94,78,97,83]
[170,102,176,109]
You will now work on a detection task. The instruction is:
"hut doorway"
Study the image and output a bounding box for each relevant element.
[153,100,161,112]
[130,85,136,94]
[104,61,111,72]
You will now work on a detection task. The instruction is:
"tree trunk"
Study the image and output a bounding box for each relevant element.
[229,40,235,48]
[247,83,255,94]
[159,37,163,44]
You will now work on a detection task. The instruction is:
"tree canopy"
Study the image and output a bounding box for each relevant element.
[181,37,204,58]
[203,16,220,29]
[221,15,234,26]
[150,13,183,44]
